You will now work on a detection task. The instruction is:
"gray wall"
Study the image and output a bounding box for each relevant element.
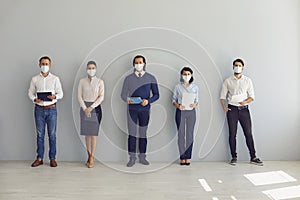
[0,0,299,162]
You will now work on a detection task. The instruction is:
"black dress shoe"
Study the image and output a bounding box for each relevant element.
[139,158,150,165]
[126,159,136,167]
[31,159,43,167]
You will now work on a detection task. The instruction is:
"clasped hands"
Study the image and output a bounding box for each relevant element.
[84,107,93,117]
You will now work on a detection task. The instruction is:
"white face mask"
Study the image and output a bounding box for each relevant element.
[182,75,192,83]
[87,69,96,77]
[233,66,243,74]
[134,64,144,72]
[41,65,50,73]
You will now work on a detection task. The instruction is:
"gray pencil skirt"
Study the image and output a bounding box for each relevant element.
[80,102,102,136]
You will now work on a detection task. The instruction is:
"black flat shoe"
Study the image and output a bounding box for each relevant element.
[180,160,186,166]
[185,162,190,166]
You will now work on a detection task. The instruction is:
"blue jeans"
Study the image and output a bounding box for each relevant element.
[34,106,57,159]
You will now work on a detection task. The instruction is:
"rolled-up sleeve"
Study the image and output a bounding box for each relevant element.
[55,77,63,100]
[220,81,228,100]
[247,79,255,100]
[28,77,36,103]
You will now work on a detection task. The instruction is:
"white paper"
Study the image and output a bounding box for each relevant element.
[182,92,196,110]
[244,171,297,186]
[231,94,247,103]
[263,185,300,200]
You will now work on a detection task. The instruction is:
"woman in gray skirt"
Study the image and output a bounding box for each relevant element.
[78,61,104,168]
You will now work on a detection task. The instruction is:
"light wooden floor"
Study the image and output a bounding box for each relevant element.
[0,161,299,200]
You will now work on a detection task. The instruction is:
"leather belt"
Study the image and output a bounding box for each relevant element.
[36,103,56,109]
[228,104,248,110]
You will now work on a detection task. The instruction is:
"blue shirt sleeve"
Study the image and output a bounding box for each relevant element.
[195,84,199,103]
[172,84,178,103]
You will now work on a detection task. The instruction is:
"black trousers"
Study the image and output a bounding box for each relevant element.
[227,104,256,159]
[127,109,150,159]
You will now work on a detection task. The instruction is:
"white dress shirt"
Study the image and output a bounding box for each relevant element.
[220,75,255,106]
[28,73,63,106]
[78,76,104,110]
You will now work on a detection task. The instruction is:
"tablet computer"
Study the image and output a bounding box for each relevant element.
[127,97,142,104]
[37,92,52,101]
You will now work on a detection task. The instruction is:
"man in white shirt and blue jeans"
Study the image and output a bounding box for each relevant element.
[28,56,63,167]
[220,58,263,166]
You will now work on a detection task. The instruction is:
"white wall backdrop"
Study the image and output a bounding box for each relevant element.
[0,0,299,162]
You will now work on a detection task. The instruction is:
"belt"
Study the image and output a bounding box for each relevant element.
[228,104,248,110]
[36,103,56,109]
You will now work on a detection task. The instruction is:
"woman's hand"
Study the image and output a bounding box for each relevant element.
[179,105,185,110]
[84,107,93,117]
[189,102,198,109]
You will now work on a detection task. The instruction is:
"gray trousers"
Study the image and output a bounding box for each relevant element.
[175,108,196,160]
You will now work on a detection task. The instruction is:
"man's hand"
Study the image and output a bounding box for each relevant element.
[239,101,246,106]
[127,99,133,104]
[223,107,231,113]
[47,94,56,100]
[34,98,43,103]
[141,99,149,106]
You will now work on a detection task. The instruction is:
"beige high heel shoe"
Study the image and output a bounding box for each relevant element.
[86,151,91,167]
[88,156,94,168]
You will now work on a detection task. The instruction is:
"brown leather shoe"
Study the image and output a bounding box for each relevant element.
[31,159,43,167]
[50,159,57,167]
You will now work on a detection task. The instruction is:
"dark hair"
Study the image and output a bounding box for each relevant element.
[39,56,51,64]
[87,60,97,67]
[133,55,146,65]
[233,58,244,66]
[180,66,194,83]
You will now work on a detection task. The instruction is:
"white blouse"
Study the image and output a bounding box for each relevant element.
[78,76,104,110]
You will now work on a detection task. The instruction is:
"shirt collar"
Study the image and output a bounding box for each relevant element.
[181,82,193,88]
[232,74,244,80]
[135,70,145,77]
[39,72,52,78]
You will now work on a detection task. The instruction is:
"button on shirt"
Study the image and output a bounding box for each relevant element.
[220,75,255,106]
[172,83,199,105]
[28,73,63,106]
[78,76,104,110]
